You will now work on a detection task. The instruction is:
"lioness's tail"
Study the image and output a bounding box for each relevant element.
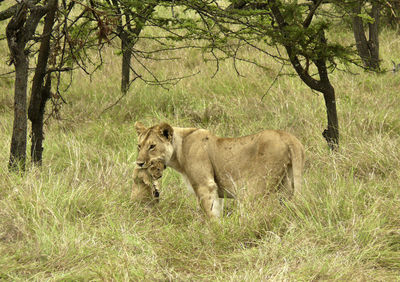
[289,138,305,196]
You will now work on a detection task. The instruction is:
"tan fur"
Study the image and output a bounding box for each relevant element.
[134,122,305,218]
[131,158,165,203]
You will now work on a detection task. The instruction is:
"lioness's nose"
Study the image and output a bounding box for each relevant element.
[136,161,145,167]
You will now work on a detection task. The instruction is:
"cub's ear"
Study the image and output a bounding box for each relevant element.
[134,121,146,135]
[158,123,173,142]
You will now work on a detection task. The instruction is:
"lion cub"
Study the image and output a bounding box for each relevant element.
[131,158,165,203]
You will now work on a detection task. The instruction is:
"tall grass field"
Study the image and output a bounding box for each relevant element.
[1,19,400,280]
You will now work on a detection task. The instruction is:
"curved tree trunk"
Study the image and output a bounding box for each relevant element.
[321,83,339,150]
[315,55,339,150]
[269,0,339,149]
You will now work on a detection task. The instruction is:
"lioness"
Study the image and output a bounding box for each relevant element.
[131,158,165,203]
[134,122,305,218]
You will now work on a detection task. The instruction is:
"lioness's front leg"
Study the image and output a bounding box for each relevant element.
[184,161,221,218]
[195,181,221,218]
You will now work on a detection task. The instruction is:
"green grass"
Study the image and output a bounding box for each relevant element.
[1,23,400,280]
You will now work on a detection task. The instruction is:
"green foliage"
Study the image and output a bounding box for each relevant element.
[163,0,363,76]
[357,12,376,24]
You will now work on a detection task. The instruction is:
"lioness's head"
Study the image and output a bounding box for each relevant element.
[135,122,174,168]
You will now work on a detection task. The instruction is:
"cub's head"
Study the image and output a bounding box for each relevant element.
[134,122,174,168]
[148,158,166,180]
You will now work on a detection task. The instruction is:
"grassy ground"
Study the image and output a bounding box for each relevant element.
[1,22,400,280]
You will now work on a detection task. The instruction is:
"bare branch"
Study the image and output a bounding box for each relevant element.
[97,75,141,117]
[261,63,284,101]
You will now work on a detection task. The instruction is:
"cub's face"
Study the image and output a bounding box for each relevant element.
[135,122,174,168]
[148,159,165,180]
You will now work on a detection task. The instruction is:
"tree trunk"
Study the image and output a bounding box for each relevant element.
[368,1,380,69]
[8,50,29,171]
[110,0,156,94]
[29,76,51,165]
[321,83,339,150]
[352,1,380,70]
[28,0,57,165]
[121,31,132,94]
[6,2,47,171]
[315,46,339,150]
[6,4,29,171]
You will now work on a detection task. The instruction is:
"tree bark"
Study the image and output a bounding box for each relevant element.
[29,75,52,165]
[8,49,29,171]
[315,39,339,150]
[368,1,380,69]
[321,82,339,150]
[121,31,132,95]
[352,1,380,70]
[6,1,47,171]
[6,3,29,171]
[28,0,57,165]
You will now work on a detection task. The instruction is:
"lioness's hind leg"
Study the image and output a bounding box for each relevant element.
[280,165,294,199]
[289,141,305,196]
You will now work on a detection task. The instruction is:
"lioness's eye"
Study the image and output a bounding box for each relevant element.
[149,144,156,150]
[137,145,141,150]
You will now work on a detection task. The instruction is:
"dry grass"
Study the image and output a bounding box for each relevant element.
[0,21,399,280]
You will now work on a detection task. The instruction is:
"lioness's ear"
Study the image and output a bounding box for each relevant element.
[135,121,146,135]
[158,123,173,142]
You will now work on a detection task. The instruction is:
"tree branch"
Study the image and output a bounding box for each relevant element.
[303,0,323,28]
[268,0,321,91]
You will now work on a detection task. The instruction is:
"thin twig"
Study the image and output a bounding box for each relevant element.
[97,76,140,117]
[261,63,284,101]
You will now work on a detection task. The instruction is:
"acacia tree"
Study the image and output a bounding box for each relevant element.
[104,0,158,94]
[173,0,369,150]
